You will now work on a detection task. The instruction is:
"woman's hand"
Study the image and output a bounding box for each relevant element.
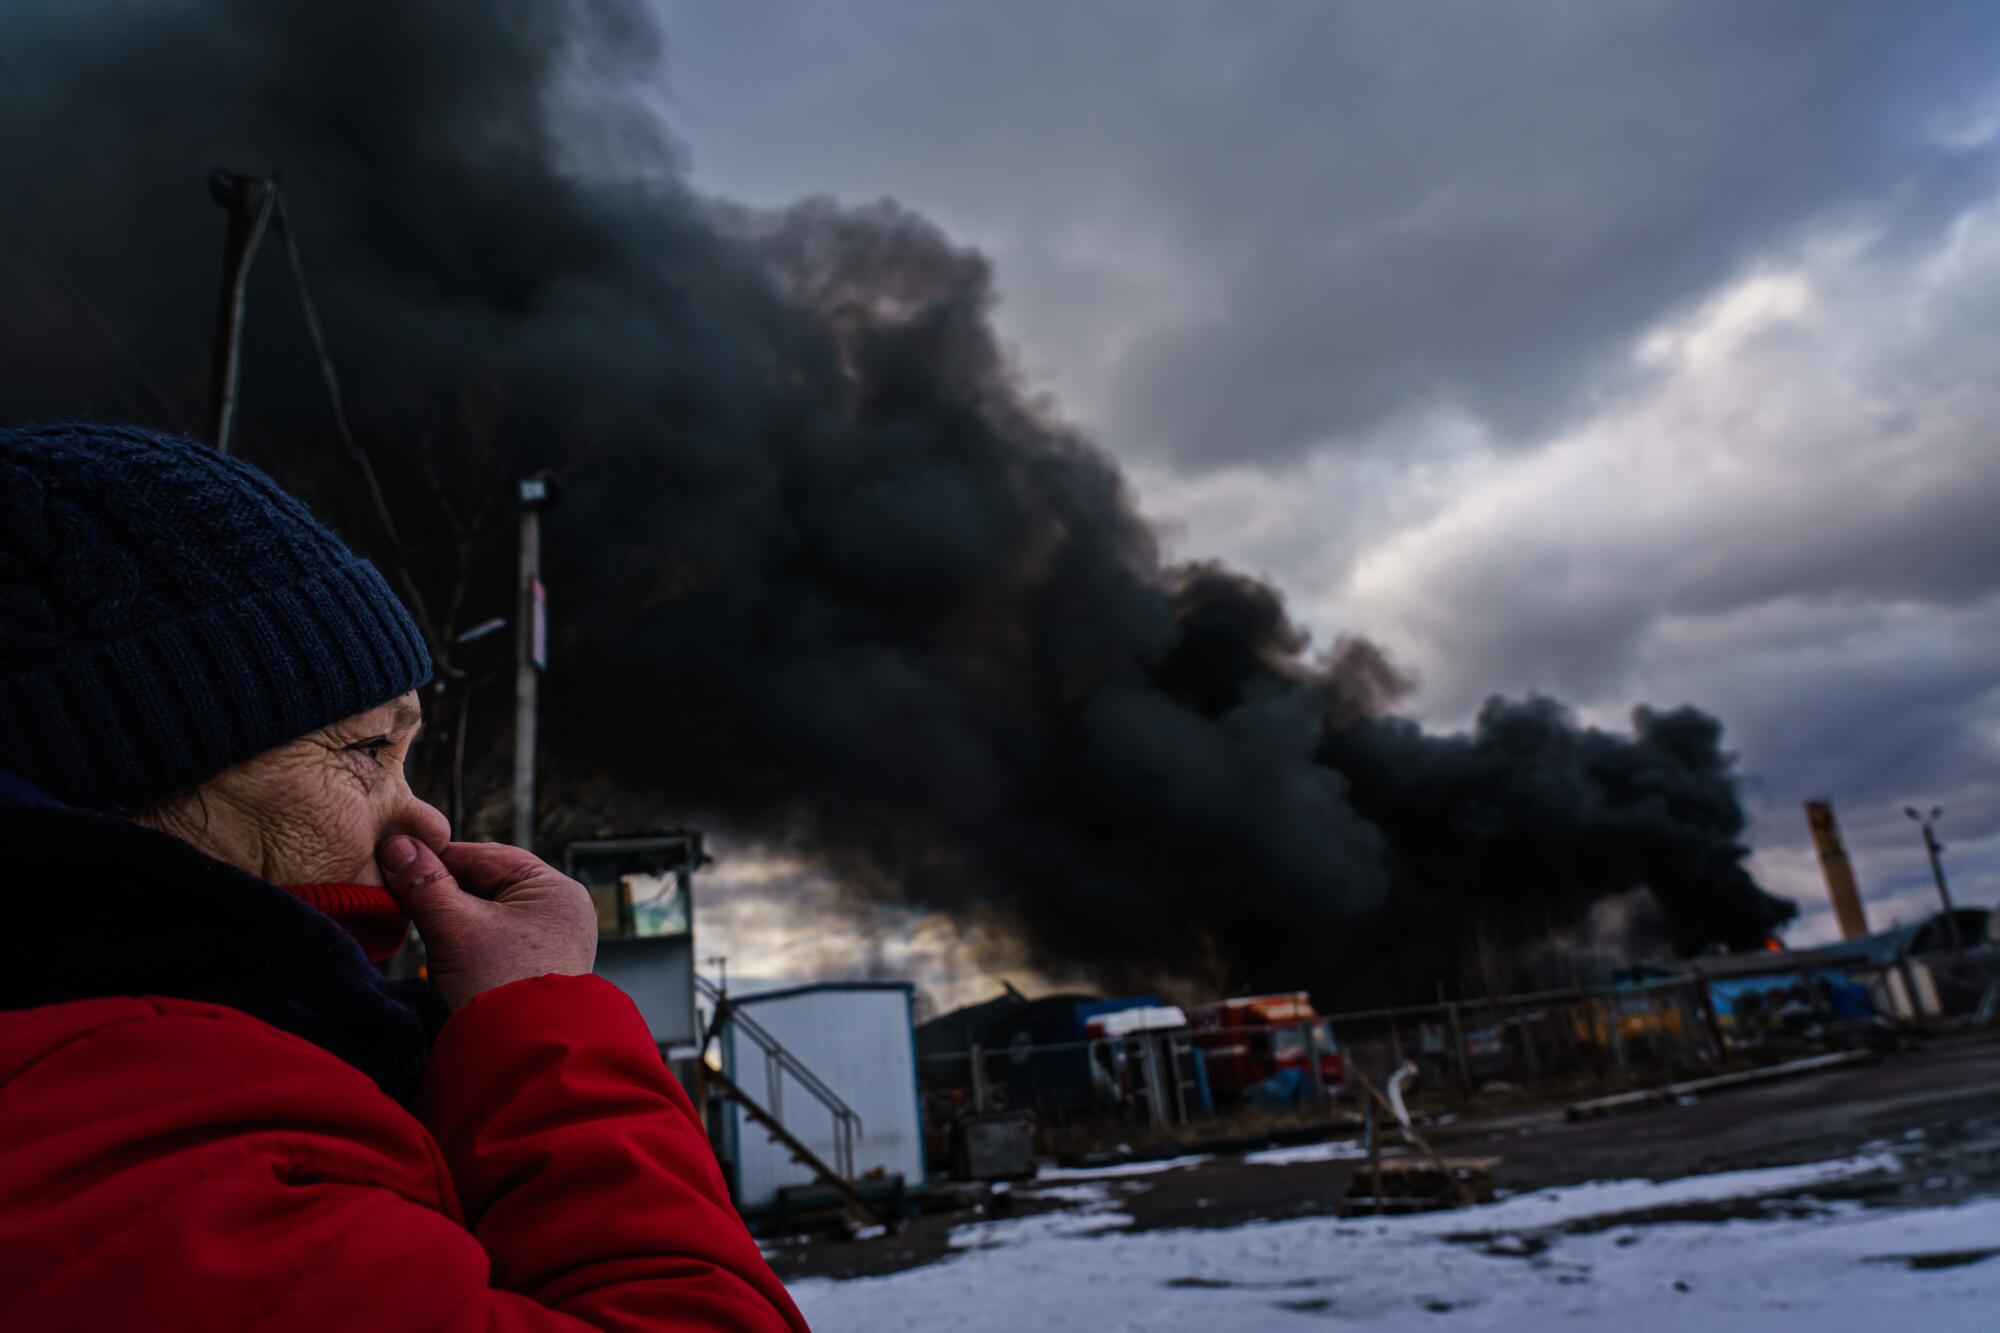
[378,837,598,1010]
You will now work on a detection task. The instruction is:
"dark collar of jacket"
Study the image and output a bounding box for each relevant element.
[0,796,444,1104]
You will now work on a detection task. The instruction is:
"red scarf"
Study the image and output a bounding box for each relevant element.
[282,883,410,963]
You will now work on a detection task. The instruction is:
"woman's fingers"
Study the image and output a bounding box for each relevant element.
[378,835,472,930]
[377,835,597,1009]
[438,840,554,900]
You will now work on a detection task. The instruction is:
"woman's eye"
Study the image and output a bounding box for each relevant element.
[348,739,392,766]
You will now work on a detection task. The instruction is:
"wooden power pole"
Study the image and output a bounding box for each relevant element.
[206,169,277,454]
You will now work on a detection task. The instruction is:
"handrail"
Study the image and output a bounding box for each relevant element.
[697,975,862,1178]
[697,976,861,1128]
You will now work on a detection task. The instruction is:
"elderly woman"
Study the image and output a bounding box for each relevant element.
[0,424,807,1332]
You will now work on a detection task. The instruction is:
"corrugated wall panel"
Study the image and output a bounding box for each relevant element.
[725,986,921,1212]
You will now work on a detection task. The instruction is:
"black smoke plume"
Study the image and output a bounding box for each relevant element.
[0,0,1794,1005]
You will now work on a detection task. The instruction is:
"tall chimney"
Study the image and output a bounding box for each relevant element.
[1803,798,1870,940]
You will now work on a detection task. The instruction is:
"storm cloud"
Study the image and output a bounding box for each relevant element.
[0,0,1872,1007]
[654,0,2000,951]
[659,0,2000,468]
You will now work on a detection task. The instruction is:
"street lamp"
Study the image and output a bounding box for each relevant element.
[1903,805,1963,953]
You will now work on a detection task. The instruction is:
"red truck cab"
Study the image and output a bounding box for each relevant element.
[1189,992,1343,1099]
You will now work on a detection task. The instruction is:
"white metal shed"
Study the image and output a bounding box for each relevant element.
[718,981,925,1216]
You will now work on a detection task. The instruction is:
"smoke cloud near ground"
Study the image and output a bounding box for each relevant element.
[0,0,1793,1004]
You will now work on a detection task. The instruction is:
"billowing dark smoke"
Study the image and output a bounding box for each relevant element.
[0,0,1793,1004]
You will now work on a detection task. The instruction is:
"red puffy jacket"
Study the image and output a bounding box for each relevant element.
[0,973,809,1331]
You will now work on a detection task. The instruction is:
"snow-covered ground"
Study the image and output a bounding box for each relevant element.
[1033,1153,1214,1181]
[790,1153,2000,1331]
[1242,1138,1368,1166]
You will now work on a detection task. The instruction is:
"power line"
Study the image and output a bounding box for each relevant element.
[266,184,441,652]
[0,43,195,432]
[0,199,195,432]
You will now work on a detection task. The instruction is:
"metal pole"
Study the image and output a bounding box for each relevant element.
[969,1043,988,1113]
[1697,977,1727,1058]
[1565,991,1589,1072]
[1896,955,1928,1025]
[1446,1000,1471,1099]
[206,169,277,454]
[511,499,543,850]
[1691,986,1709,1062]
[1906,807,1963,954]
[1365,1097,1383,1213]
[1301,1022,1326,1108]
[1601,997,1627,1070]
[1141,1036,1167,1128]
[1923,821,1963,953]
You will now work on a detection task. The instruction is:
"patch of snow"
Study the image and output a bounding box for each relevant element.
[1018,1183,1121,1206]
[1395,1152,1899,1235]
[947,1182,1127,1252]
[1242,1138,1368,1166]
[1036,1153,1212,1180]
[791,1154,1991,1333]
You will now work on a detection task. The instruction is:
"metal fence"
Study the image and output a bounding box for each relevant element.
[921,950,1999,1139]
[1320,976,1719,1102]
[921,977,1721,1133]
[1917,948,2000,1022]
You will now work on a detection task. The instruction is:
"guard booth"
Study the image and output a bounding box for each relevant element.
[713,982,926,1226]
[566,834,703,1050]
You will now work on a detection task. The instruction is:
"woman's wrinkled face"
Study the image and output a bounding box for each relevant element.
[138,691,449,886]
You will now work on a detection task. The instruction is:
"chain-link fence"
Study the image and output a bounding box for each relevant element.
[1325,977,1718,1103]
[1919,948,2000,1022]
[920,948,1999,1154]
[921,977,1720,1140]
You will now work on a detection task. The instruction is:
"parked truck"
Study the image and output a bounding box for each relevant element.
[1188,992,1343,1106]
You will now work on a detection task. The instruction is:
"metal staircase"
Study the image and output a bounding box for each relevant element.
[697,975,880,1229]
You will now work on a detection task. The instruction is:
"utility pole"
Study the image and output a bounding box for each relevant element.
[207,169,278,453]
[512,474,559,850]
[1904,805,1962,954]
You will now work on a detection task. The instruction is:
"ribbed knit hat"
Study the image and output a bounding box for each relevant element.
[0,423,431,810]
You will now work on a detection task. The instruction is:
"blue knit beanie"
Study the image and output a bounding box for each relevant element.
[0,423,431,810]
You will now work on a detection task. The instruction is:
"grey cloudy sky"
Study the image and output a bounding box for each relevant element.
[649,0,2000,969]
